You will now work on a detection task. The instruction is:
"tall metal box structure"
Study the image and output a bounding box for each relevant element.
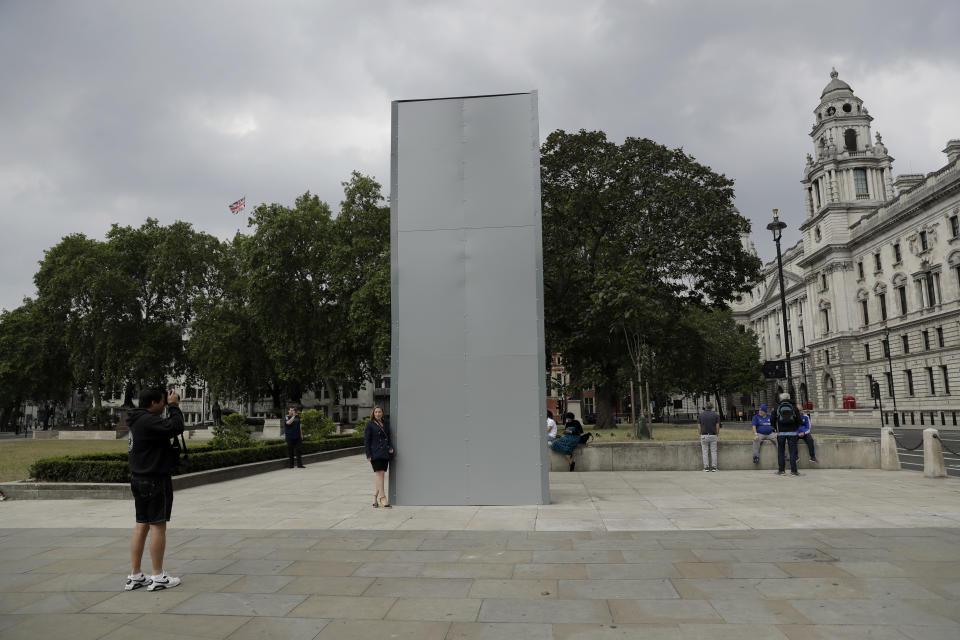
[389,92,549,505]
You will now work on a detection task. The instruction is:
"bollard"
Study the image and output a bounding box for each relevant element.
[881,427,901,470]
[922,428,947,478]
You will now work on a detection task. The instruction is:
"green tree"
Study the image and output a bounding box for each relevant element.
[683,307,764,417]
[106,218,223,388]
[187,234,272,406]
[33,234,130,410]
[323,172,391,406]
[0,299,72,432]
[540,130,762,428]
[242,193,335,406]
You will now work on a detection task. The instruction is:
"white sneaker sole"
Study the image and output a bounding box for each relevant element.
[147,578,181,591]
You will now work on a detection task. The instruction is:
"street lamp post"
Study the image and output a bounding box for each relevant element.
[799,347,809,407]
[767,209,795,400]
[883,326,899,427]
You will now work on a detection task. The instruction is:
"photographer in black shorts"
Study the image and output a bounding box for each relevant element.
[124,388,185,591]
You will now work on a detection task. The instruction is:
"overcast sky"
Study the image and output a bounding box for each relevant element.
[2,0,959,313]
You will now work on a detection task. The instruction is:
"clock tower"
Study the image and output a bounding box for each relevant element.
[800,68,895,250]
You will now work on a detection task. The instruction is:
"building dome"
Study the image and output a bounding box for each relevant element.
[820,68,853,99]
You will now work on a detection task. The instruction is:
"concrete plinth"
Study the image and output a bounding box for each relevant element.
[923,428,947,478]
[881,427,901,470]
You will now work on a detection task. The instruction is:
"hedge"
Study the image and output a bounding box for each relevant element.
[28,436,364,483]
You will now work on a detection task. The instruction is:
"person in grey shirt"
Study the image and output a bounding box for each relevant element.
[697,403,722,472]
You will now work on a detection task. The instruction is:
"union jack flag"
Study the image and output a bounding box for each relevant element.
[229,196,246,214]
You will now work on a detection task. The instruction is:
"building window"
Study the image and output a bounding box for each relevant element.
[854,168,869,198]
[882,338,890,358]
[825,349,831,365]
[905,370,915,396]
[879,293,887,321]
[923,330,930,350]
[944,366,951,395]
[845,129,858,151]
[860,300,869,327]
[893,243,902,263]
[927,367,936,395]
[937,326,944,347]
[925,272,938,306]
[815,226,822,241]
[857,261,865,279]
[920,230,929,251]
[864,344,871,361]
[821,308,830,334]
[901,334,909,354]
[951,215,959,238]
[897,285,908,315]
[873,252,881,272]
[886,371,894,396]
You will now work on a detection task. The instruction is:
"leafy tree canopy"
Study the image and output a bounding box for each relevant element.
[540,129,762,427]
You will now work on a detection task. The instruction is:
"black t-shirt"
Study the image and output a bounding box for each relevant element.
[566,420,583,436]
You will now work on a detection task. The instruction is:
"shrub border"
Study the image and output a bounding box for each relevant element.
[1,446,364,500]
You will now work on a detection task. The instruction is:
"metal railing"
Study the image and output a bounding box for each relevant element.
[882,409,959,428]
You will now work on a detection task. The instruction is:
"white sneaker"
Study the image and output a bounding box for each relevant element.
[146,573,181,591]
[123,573,150,591]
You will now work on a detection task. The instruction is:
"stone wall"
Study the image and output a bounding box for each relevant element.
[549,437,880,471]
[30,430,123,440]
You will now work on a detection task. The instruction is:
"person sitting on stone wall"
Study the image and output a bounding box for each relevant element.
[751,404,775,464]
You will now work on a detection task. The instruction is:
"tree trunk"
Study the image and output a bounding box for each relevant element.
[0,404,13,432]
[714,387,725,421]
[595,386,618,430]
[270,385,282,412]
[290,379,303,404]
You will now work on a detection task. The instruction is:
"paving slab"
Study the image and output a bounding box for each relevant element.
[0,464,957,637]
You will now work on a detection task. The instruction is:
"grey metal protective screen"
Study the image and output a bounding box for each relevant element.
[390,92,549,505]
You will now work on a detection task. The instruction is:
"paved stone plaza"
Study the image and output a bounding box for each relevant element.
[1,456,960,638]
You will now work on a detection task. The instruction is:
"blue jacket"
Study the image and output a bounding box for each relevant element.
[752,413,773,435]
[364,420,393,460]
[798,414,811,435]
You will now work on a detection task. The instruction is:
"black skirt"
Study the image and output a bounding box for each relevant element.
[371,458,389,472]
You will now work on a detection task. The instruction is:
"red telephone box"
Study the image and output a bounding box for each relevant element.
[842,396,856,409]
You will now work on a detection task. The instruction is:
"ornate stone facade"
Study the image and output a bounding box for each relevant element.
[732,70,960,419]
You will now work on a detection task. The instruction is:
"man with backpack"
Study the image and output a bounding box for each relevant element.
[771,392,800,476]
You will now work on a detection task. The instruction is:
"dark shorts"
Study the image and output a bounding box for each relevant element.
[371,458,389,472]
[131,475,173,524]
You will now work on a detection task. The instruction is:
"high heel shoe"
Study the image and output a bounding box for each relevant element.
[380,496,392,508]
[372,495,380,508]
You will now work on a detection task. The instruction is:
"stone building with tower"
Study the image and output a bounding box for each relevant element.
[731,69,960,426]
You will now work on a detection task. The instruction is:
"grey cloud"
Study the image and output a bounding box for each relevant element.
[2,0,958,311]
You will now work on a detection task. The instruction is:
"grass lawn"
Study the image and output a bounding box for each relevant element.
[584,423,839,443]
[584,423,757,443]
[0,440,130,482]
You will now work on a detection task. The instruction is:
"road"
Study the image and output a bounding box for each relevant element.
[721,422,960,478]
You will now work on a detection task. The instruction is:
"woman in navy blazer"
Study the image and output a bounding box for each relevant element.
[364,406,394,508]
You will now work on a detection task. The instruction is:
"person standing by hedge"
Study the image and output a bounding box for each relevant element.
[364,406,393,508]
[125,388,184,592]
[284,406,305,469]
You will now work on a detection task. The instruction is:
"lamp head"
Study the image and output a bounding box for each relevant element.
[766,208,787,239]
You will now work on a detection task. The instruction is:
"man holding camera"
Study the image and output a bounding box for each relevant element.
[285,405,305,468]
[124,388,185,592]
